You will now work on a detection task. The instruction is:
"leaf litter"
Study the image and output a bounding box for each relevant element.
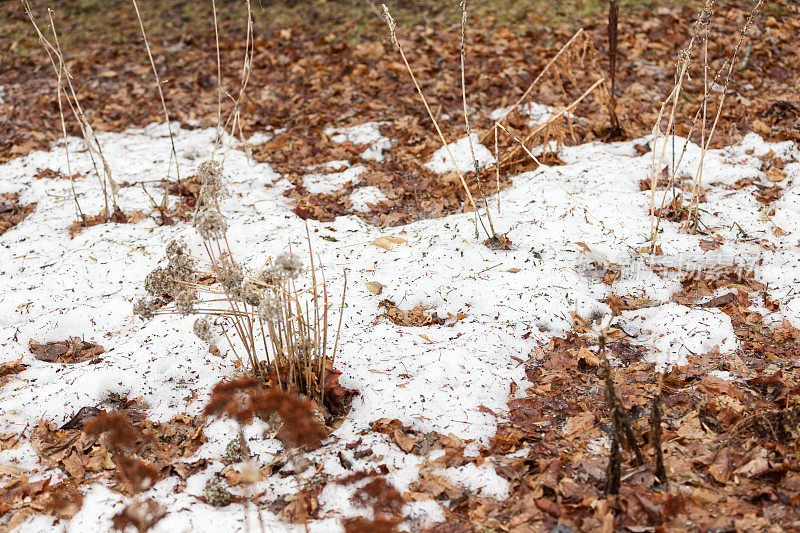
[0,1,800,531]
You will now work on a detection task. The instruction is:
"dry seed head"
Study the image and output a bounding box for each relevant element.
[258,267,281,286]
[193,317,213,342]
[133,297,156,319]
[175,290,198,315]
[194,209,228,239]
[275,252,303,279]
[203,475,232,507]
[222,435,250,464]
[258,294,281,322]
[240,282,262,306]
[217,261,244,293]
[382,4,398,46]
[197,160,226,204]
[165,238,188,259]
[144,267,177,298]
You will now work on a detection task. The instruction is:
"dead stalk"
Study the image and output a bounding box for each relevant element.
[220,0,254,164]
[24,2,118,218]
[212,0,223,156]
[460,1,495,237]
[486,28,585,137]
[131,0,181,188]
[499,77,605,169]
[47,10,83,221]
[381,4,488,237]
[651,371,668,487]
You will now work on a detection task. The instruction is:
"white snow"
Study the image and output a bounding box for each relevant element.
[616,303,738,368]
[302,164,366,194]
[424,133,496,174]
[325,121,395,161]
[444,462,510,499]
[350,186,388,212]
[0,120,798,531]
[488,101,566,127]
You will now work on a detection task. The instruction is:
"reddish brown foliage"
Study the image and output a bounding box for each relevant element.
[110,498,166,533]
[205,378,328,448]
[0,193,35,236]
[83,411,141,450]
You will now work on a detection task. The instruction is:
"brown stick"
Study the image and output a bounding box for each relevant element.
[651,371,668,487]
[599,333,645,496]
[606,0,622,138]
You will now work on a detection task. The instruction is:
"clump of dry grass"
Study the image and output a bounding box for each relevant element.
[647,0,764,250]
[23,2,121,225]
[382,3,617,247]
[134,160,348,415]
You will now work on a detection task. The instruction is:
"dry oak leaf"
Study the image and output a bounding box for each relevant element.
[371,236,406,250]
[365,281,385,295]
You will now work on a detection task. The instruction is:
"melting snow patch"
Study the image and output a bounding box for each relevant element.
[303,165,367,194]
[425,133,495,174]
[617,303,738,368]
[444,462,510,500]
[488,101,564,126]
[325,121,395,161]
[350,186,388,212]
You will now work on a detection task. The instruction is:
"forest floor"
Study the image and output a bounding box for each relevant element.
[1,1,799,532]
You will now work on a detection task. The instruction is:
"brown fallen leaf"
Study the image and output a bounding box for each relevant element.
[28,337,104,364]
[379,299,444,327]
[371,235,406,250]
[365,281,385,295]
[393,428,416,453]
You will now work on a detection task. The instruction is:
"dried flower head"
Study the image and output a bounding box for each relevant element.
[166,238,188,259]
[204,475,232,507]
[258,294,281,322]
[194,209,228,239]
[197,160,226,205]
[240,282,262,306]
[223,435,250,464]
[217,261,244,294]
[275,252,302,279]
[133,297,156,319]
[166,239,194,279]
[144,267,175,298]
[258,267,280,286]
[175,290,198,315]
[193,318,213,342]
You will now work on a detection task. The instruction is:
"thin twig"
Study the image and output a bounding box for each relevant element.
[131,0,181,188]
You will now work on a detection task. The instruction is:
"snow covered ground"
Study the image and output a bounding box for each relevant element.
[0,120,798,531]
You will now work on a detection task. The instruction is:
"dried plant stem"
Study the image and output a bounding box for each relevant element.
[381,4,486,236]
[494,124,500,213]
[499,77,605,169]
[331,269,346,366]
[487,28,585,137]
[648,1,715,250]
[212,0,223,155]
[459,1,495,238]
[651,371,668,487]
[131,0,181,187]
[606,0,622,137]
[47,10,83,221]
[599,334,644,495]
[24,2,118,218]
[686,0,763,230]
[221,0,254,164]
